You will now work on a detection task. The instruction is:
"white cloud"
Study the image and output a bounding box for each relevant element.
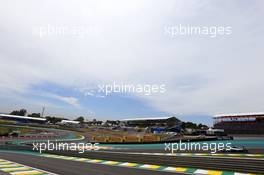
[39,92,80,108]
[56,96,80,108]
[0,0,264,118]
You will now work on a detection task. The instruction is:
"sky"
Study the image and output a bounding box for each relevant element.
[0,0,264,125]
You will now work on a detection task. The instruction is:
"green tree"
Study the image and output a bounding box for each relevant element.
[182,122,208,129]
[75,116,84,124]
[28,113,41,118]
[45,116,64,124]
[10,109,27,116]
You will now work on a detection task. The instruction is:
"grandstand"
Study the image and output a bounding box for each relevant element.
[121,116,181,127]
[0,114,46,124]
[213,113,264,134]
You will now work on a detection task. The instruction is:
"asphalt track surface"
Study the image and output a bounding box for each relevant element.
[0,152,180,175]
[1,148,264,174]
[45,150,264,174]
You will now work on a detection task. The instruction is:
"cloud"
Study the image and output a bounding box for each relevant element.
[0,0,264,120]
[40,92,80,108]
[60,96,80,108]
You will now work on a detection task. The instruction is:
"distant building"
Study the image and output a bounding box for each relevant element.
[213,113,264,134]
[0,114,46,124]
[59,120,80,125]
[121,116,181,128]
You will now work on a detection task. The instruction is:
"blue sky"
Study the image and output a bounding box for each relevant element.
[0,0,264,125]
[31,83,170,118]
[0,80,212,124]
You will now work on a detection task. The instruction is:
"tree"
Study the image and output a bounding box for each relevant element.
[75,116,84,124]
[45,116,64,124]
[182,121,208,129]
[10,109,27,116]
[28,113,41,118]
[198,123,209,129]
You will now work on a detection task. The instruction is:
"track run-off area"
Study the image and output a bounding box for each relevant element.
[0,158,57,175]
